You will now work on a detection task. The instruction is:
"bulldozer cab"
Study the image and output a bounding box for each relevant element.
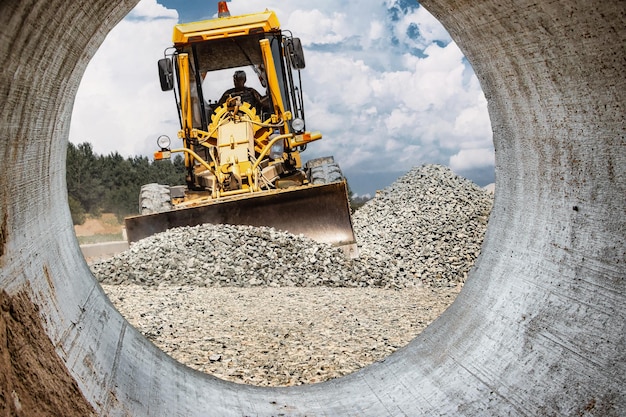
[158,16,307,136]
[154,8,322,199]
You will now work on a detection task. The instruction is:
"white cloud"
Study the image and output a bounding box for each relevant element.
[449,148,495,171]
[384,106,416,133]
[127,0,177,19]
[392,2,452,49]
[367,20,385,44]
[69,0,494,194]
[287,10,350,45]
[453,93,492,144]
[69,0,179,157]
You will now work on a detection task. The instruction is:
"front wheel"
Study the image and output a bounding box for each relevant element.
[305,156,344,185]
[139,183,172,215]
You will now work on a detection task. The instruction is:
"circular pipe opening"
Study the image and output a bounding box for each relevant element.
[1,1,623,415]
[71,2,495,389]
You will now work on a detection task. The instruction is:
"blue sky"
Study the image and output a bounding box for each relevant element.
[69,0,494,196]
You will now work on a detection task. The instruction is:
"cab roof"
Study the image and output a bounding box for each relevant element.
[172,10,281,45]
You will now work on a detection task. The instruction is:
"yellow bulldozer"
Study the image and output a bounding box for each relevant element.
[124,2,357,257]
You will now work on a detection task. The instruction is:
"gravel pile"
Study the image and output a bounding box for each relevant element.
[92,164,493,289]
[352,164,493,286]
[93,224,357,287]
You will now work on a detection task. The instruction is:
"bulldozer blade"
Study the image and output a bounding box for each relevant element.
[125,182,357,256]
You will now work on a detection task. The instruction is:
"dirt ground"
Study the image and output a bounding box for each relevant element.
[74,213,123,237]
[0,288,95,417]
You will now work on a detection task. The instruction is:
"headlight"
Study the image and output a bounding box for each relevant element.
[157,135,171,149]
[291,117,305,133]
[269,139,284,160]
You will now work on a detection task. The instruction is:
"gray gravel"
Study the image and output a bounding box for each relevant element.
[102,284,461,386]
[352,164,493,286]
[92,163,493,387]
[91,164,493,289]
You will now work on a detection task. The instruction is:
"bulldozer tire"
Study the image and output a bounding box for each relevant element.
[305,156,336,169]
[139,183,172,215]
[308,159,344,185]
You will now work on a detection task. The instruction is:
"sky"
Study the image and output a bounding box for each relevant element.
[69,0,494,196]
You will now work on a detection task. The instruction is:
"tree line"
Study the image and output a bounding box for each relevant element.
[67,142,185,224]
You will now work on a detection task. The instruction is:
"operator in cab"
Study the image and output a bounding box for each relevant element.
[217,70,269,114]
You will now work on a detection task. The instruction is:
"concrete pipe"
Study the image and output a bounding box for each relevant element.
[0,0,624,415]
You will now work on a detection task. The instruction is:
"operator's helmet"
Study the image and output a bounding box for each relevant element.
[234,70,246,82]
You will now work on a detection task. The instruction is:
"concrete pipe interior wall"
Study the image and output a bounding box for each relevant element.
[0,0,624,415]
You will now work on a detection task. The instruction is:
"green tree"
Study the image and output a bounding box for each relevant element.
[66,142,104,215]
[68,195,86,225]
[66,142,186,222]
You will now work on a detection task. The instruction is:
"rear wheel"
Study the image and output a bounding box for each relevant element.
[139,183,172,215]
[306,156,344,185]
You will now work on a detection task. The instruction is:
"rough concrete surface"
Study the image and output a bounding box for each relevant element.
[0,0,624,416]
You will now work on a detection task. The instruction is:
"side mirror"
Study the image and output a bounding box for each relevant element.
[158,58,174,91]
[287,38,306,70]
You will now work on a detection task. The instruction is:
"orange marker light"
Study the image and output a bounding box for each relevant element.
[218,2,230,18]
[154,151,171,160]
